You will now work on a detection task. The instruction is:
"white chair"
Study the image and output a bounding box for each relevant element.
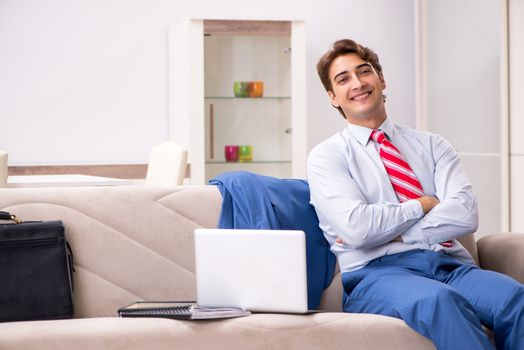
[145,141,188,186]
[0,151,7,188]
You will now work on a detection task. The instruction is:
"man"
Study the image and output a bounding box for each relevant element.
[307,39,523,349]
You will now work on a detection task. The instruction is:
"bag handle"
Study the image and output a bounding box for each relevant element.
[0,211,22,224]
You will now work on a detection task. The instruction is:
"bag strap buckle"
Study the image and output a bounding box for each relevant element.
[0,211,22,224]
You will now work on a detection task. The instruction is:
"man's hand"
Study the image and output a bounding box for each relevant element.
[416,196,453,247]
[417,196,440,214]
[391,235,403,243]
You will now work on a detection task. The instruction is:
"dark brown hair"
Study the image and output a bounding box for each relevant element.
[316,39,384,118]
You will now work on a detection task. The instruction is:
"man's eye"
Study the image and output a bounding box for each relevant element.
[359,69,372,75]
[337,76,348,84]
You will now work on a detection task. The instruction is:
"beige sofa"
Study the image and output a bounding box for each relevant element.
[0,185,523,350]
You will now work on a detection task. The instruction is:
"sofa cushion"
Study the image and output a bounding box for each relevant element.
[457,233,479,265]
[0,313,434,350]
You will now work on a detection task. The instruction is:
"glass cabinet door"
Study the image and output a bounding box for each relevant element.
[204,34,292,182]
[169,19,306,185]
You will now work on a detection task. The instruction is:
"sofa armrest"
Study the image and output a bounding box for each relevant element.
[477,233,524,284]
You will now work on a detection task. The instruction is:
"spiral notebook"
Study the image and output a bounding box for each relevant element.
[118,301,251,320]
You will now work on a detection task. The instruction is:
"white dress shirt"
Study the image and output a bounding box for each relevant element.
[307,118,477,272]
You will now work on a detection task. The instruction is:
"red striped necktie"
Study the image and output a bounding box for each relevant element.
[370,129,452,248]
[370,129,424,203]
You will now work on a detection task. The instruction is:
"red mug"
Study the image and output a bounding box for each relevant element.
[225,145,239,162]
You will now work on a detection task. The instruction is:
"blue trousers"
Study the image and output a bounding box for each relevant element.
[341,250,524,350]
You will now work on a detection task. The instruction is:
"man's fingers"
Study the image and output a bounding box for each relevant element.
[439,240,453,248]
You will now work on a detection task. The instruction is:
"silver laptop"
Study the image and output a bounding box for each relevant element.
[194,228,309,313]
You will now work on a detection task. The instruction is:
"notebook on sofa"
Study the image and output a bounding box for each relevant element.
[194,228,311,314]
[118,301,251,320]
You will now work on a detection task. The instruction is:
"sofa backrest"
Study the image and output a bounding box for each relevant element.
[0,185,222,318]
[0,185,480,317]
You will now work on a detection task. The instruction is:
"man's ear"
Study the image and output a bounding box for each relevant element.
[328,90,339,108]
[380,75,387,90]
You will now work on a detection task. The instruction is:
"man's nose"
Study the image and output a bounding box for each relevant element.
[351,75,365,89]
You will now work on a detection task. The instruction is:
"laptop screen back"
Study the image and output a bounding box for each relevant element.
[194,228,308,313]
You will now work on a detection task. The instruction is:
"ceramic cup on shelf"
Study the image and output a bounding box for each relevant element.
[238,145,253,162]
[224,145,239,162]
[248,81,264,97]
[233,81,249,98]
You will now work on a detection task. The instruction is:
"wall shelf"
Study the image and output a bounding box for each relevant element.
[205,96,291,100]
[206,160,291,164]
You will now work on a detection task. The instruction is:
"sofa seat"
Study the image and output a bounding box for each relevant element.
[0,313,433,350]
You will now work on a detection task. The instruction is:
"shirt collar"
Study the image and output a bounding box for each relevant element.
[346,118,395,146]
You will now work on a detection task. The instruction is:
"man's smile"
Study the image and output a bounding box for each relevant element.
[350,90,372,101]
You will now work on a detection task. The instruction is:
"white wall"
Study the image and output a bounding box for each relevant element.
[419,0,502,237]
[0,0,416,165]
[509,0,524,232]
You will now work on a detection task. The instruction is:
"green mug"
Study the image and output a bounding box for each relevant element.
[238,145,253,162]
[233,81,249,98]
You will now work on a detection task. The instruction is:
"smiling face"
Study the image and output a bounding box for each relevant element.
[328,53,387,128]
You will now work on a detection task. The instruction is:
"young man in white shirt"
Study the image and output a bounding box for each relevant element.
[307,39,523,350]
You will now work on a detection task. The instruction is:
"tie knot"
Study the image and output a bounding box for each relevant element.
[370,129,387,144]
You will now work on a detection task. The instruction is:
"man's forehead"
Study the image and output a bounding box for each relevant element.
[334,52,367,65]
[330,53,371,74]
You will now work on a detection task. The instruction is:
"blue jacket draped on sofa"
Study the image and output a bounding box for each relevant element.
[209,171,336,309]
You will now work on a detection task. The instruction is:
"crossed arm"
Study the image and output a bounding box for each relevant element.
[331,194,441,245]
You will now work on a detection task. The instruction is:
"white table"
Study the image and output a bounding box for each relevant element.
[7,174,135,188]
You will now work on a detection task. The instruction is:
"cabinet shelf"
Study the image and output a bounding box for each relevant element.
[205,96,291,100]
[206,160,291,164]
